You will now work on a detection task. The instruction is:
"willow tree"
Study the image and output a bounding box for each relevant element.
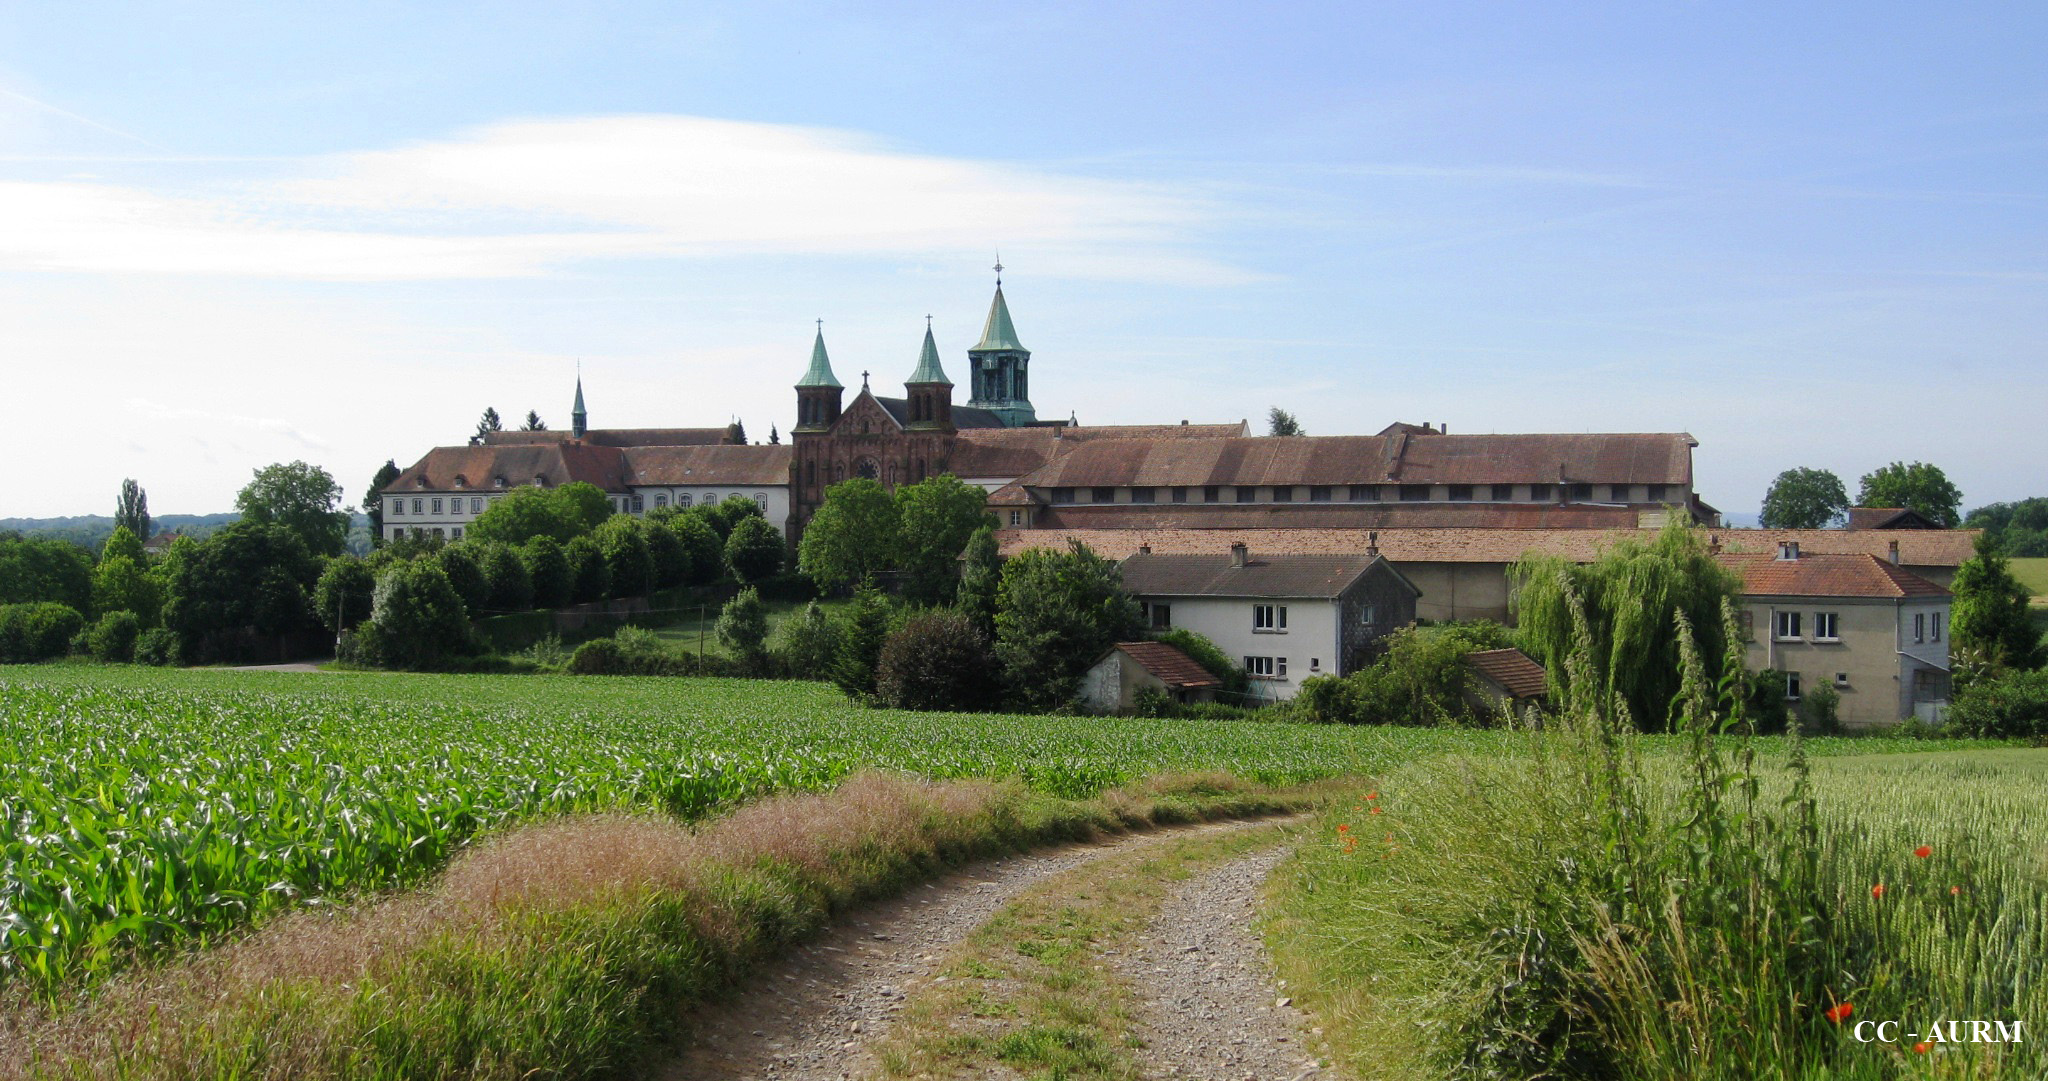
[1510,522,1743,732]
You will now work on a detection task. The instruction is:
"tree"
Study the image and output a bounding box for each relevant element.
[1950,533,2045,685]
[0,603,84,663]
[643,519,690,589]
[100,525,147,565]
[92,555,161,628]
[993,540,1143,710]
[115,479,151,543]
[236,461,350,557]
[520,535,574,608]
[1856,462,1962,528]
[799,479,900,591]
[832,586,892,698]
[668,513,724,585]
[896,474,993,605]
[877,611,998,712]
[475,542,533,612]
[694,495,765,541]
[313,557,376,633]
[435,545,491,611]
[0,534,94,612]
[164,522,322,661]
[1759,467,1849,529]
[1965,498,2048,558]
[776,601,839,679]
[472,407,503,445]
[768,424,781,445]
[364,561,471,669]
[520,410,547,431]
[567,535,611,603]
[1267,407,1305,437]
[468,486,580,546]
[715,586,771,672]
[594,517,653,598]
[1509,522,1743,732]
[364,460,401,546]
[87,610,142,663]
[725,515,784,582]
[555,482,615,533]
[956,525,1003,637]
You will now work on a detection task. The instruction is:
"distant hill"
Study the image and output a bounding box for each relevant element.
[0,513,241,551]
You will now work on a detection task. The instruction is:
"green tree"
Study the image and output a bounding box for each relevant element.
[468,486,580,545]
[567,535,611,603]
[86,610,141,663]
[1155,627,1250,701]
[1950,533,2045,685]
[520,410,547,431]
[643,519,690,589]
[725,515,785,582]
[236,461,351,557]
[101,525,146,566]
[1509,522,1743,732]
[715,586,771,672]
[1759,467,1849,529]
[896,474,993,605]
[520,535,574,608]
[669,514,724,585]
[365,561,471,669]
[0,603,85,663]
[832,585,893,698]
[956,525,1003,636]
[313,556,376,633]
[473,406,503,444]
[364,460,401,546]
[877,610,998,711]
[556,482,614,533]
[91,555,161,628]
[594,517,653,598]
[114,479,151,543]
[799,479,900,591]
[434,545,491,611]
[476,541,534,612]
[1856,461,1963,528]
[776,600,840,679]
[0,534,94,611]
[164,522,322,661]
[993,540,1143,710]
[1267,407,1305,437]
[1964,497,2048,558]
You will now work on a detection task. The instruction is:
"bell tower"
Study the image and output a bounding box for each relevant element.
[792,322,843,432]
[903,317,954,431]
[964,262,1037,426]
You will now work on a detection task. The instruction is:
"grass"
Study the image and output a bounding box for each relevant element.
[646,596,844,656]
[2009,556,2048,600]
[0,772,1311,1081]
[873,816,1304,1080]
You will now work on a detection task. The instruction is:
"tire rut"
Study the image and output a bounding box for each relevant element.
[654,818,1278,1081]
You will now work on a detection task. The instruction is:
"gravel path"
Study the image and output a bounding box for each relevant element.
[656,818,1276,1081]
[1116,846,1325,1080]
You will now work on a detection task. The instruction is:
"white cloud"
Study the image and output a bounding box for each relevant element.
[0,115,1242,283]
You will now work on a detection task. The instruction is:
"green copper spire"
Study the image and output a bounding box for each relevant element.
[571,370,588,439]
[796,322,842,388]
[908,319,950,385]
[972,283,1026,352]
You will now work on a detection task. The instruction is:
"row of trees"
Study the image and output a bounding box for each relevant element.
[1759,461,1965,528]
[797,475,997,605]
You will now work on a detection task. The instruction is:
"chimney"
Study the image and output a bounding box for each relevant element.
[1777,540,1801,561]
[1366,530,1380,558]
[1888,540,1900,565]
[1440,421,1447,434]
[1229,542,1248,569]
[1708,532,1722,555]
[1138,543,1152,555]
[1180,419,1188,426]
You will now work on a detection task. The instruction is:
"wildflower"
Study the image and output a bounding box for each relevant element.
[1950,886,1961,896]
[1871,884,1885,898]
[1366,791,1379,800]
[1914,1042,1932,1054]
[1914,845,1932,859]
[1337,823,1350,834]
[1824,1002,1853,1024]
[1369,806,1383,815]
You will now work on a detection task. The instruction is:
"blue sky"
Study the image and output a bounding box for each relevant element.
[2,2,2043,519]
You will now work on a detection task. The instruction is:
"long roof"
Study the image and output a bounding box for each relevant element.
[1031,503,1646,530]
[484,427,734,448]
[997,526,1983,567]
[1715,552,1950,599]
[389,442,632,493]
[622,444,793,487]
[1011,432,1696,489]
[1119,552,1389,599]
[943,421,1252,478]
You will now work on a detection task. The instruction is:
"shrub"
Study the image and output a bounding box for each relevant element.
[715,586,771,672]
[1131,685,1175,718]
[133,625,181,666]
[87,609,142,662]
[776,600,839,680]
[832,586,892,698]
[567,636,624,675]
[876,610,998,711]
[0,602,86,663]
[366,561,472,670]
[1296,621,1515,725]
[1800,681,1842,735]
[993,541,1141,709]
[312,556,376,634]
[1945,667,2048,738]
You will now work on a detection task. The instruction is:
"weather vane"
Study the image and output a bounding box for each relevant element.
[993,251,1003,284]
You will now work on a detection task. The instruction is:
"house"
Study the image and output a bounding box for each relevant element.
[1460,647,1550,726]
[1716,541,1953,727]
[1115,542,1421,702]
[1077,641,1223,712]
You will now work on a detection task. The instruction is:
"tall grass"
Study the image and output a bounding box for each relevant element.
[1273,582,2044,1079]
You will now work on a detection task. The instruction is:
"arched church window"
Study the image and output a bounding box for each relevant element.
[805,460,816,487]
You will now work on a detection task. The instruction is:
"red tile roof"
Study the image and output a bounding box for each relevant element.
[622,445,792,486]
[1107,641,1223,689]
[391,442,632,493]
[1715,553,1951,599]
[1462,648,1549,699]
[1119,552,1391,599]
[1035,503,1643,530]
[1846,507,1943,530]
[484,427,736,447]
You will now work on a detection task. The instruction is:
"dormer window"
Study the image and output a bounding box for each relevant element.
[493,476,507,489]
[533,476,547,488]
[1777,541,1800,561]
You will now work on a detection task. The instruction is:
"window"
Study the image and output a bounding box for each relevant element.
[391,500,404,516]
[1360,603,1377,627]
[1491,484,1515,500]
[1349,484,1380,501]
[1785,672,1802,701]
[1171,486,1188,503]
[1236,486,1257,503]
[411,498,422,515]
[1309,485,1332,502]
[1008,510,1022,526]
[1051,487,1075,504]
[431,528,445,539]
[471,497,483,514]
[1569,483,1594,500]
[1244,655,1277,679]
[1253,604,1287,631]
[754,492,768,505]
[1272,486,1294,502]
[1814,612,1839,641]
[1399,484,1430,501]
[1090,486,1115,504]
[1775,610,1802,640]
[1914,613,1925,642]
[1931,612,1943,641]
[1143,601,1172,630]
[451,527,463,539]
[678,493,693,507]
[1646,484,1670,502]
[631,495,645,513]
[1609,484,1632,502]
[1277,657,1288,679]
[1529,483,1553,501]
[1448,485,1473,501]
[1309,658,1321,673]
[1203,485,1220,502]
[1130,487,1157,504]
[1834,672,1850,688]
[654,494,668,508]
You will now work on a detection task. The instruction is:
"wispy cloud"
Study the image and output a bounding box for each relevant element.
[0,115,1245,284]
[123,397,331,451]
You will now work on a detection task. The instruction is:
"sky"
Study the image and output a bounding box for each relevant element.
[2,2,2044,520]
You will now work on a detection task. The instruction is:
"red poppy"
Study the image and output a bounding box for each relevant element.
[1913,1042,1932,1054]
[1369,806,1384,815]
[1366,791,1379,800]
[1824,1002,1853,1023]
[1871,884,1885,898]
[1337,823,1350,833]
[1914,845,1932,859]
[1951,886,1962,896]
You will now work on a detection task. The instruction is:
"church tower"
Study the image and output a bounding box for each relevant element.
[792,323,843,432]
[571,373,588,440]
[904,319,954,430]
[964,265,1037,426]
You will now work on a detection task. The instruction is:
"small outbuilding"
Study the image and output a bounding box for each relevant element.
[1460,647,1550,726]
[1079,641,1223,713]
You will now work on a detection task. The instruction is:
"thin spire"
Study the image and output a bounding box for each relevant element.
[796,320,842,388]
[571,361,588,439]
[973,273,1026,353]
[908,320,950,385]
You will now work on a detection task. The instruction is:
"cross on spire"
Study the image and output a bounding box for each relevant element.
[861,369,870,388]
